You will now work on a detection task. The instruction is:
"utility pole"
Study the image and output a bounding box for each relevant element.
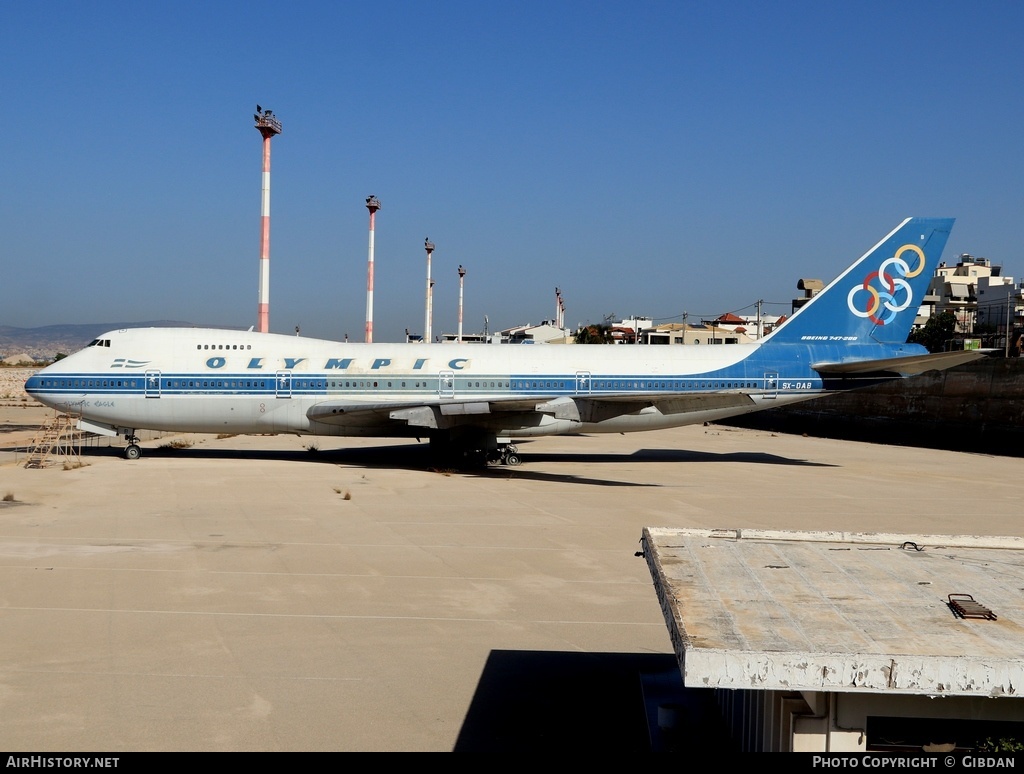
[424,238,435,343]
[457,264,466,342]
[253,106,282,333]
[364,196,381,343]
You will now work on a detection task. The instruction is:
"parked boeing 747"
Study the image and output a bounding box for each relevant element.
[25,218,980,464]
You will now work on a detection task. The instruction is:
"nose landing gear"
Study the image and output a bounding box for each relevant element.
[123,431,142,460]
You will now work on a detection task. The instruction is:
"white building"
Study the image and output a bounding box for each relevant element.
[638,323,757,346]
[702,312,784,339]
[499,321,571,344]
[922,254,1022,336]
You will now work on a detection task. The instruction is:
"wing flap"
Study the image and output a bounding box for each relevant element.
[308,399,436,424]
[307,396,554,428]
[646,392,758,415]
[307,391,759,430]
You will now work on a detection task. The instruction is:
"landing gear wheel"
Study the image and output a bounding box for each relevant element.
[125,444,141,460]
[504,453,521,466]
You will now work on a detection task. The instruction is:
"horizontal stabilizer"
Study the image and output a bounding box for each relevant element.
[813,350,986,376]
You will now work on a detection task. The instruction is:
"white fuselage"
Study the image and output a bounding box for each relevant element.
[25,327,828,440]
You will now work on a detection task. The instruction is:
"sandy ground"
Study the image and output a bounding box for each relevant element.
[1,381,1022,751]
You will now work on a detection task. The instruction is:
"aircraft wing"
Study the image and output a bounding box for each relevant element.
[573,392,757,421]
[307,391,758,430]
[812,350,987,376]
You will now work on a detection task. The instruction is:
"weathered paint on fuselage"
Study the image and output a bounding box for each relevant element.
[22,218,953,448]
[24,327,925,439]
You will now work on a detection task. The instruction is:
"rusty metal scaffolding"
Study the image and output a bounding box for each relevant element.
[23,412,83,468]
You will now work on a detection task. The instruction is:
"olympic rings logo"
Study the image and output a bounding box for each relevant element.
[847,244,926,325]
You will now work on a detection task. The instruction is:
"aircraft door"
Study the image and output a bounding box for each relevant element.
[438,371,455,398]
[144,370,161,398]
[575,371,592,394]
[763,371,778,399]
[275,371,292,399]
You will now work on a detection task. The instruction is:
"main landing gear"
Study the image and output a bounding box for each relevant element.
[486,443,522,467]
[429,432,523,469]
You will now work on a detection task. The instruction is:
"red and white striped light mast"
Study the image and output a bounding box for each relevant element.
[364,196,381,343]
[424,238,435,343]
[253,106,282,334]
[457,264,466,342]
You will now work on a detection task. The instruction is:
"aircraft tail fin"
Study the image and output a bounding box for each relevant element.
[761,217,954,346]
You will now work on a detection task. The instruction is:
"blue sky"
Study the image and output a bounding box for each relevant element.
[3,1,1022,342]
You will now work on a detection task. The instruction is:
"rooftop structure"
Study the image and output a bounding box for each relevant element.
[641,527,1024,752]
[705,311,783,339]
[638,323,757,346]
[499,320,569,344]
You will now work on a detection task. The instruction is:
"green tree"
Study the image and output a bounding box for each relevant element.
[908,311,957,353]
[574,324,613,344]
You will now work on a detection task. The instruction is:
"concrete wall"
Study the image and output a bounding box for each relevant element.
[724,358,1024,458]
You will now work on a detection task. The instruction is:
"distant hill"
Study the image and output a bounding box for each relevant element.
[0,321,198,361]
